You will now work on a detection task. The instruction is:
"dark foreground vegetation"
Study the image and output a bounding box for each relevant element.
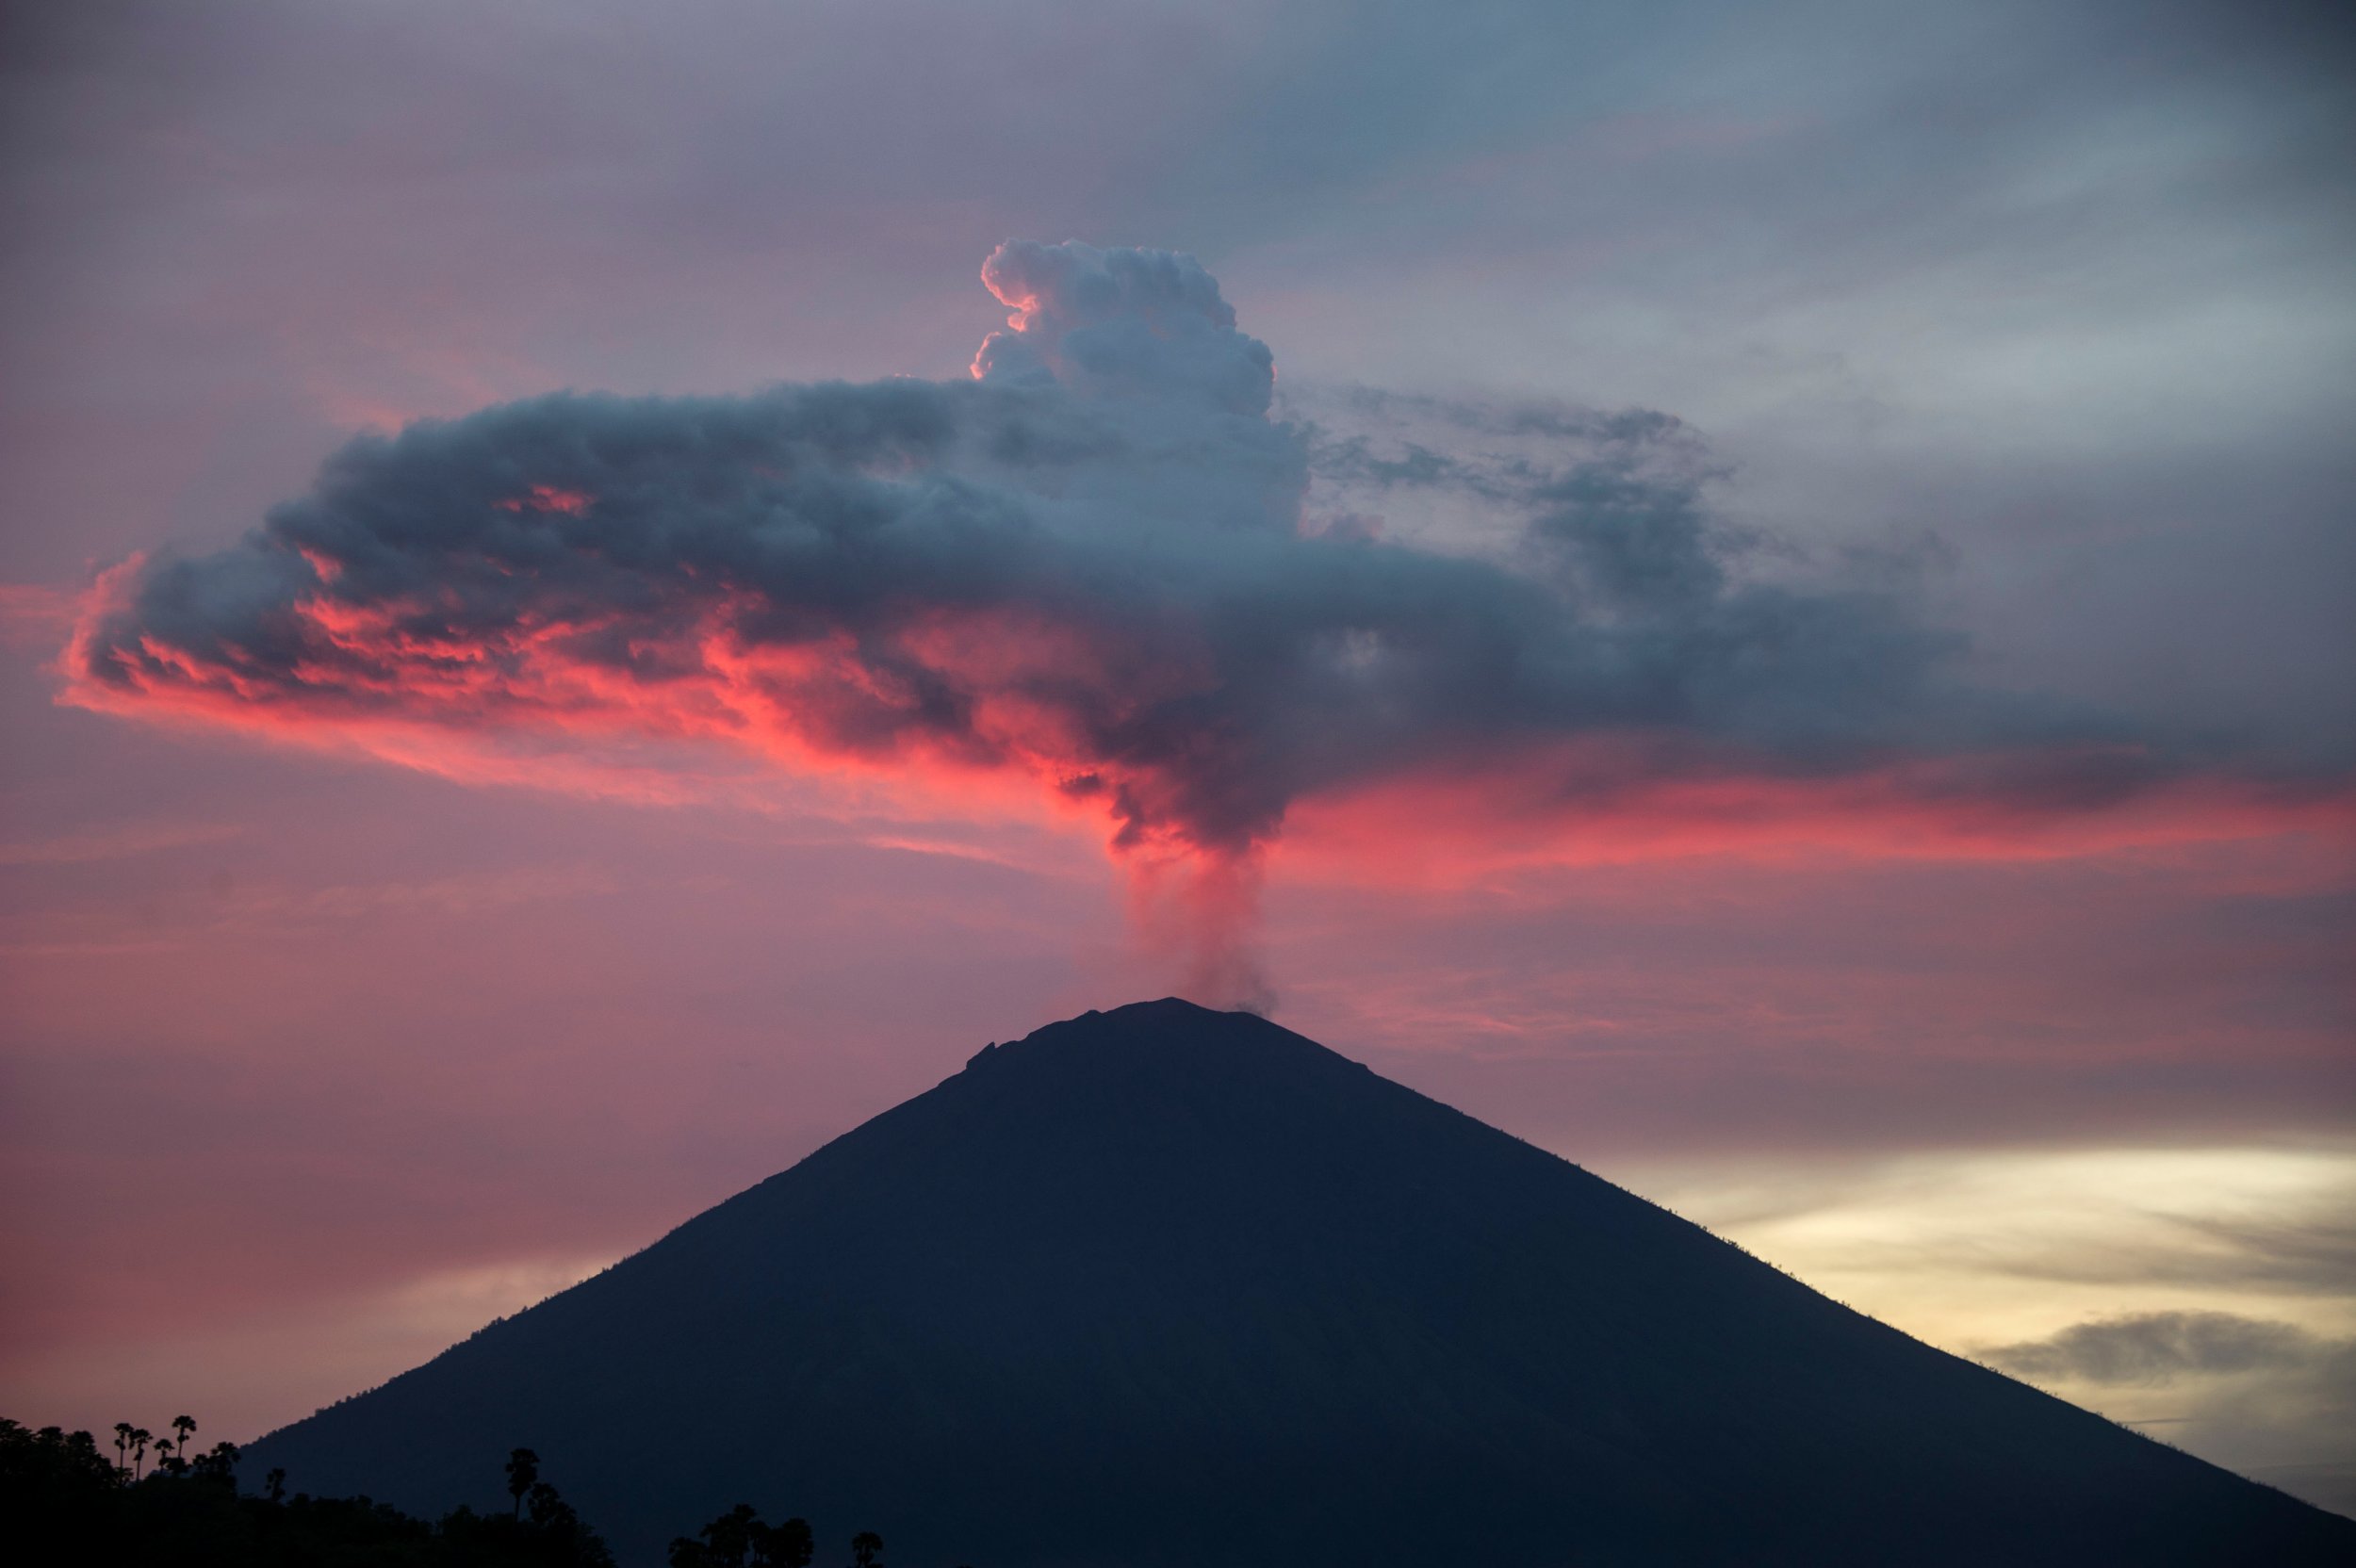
[2,1415,900,1568]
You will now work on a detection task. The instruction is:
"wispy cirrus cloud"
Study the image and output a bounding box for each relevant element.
[0,820,243,867]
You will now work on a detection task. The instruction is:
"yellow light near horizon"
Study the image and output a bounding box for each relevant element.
[1612,1140,2356,1351]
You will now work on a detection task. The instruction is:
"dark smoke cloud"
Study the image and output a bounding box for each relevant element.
[1983,1308,2356,1511]
[1984,1310,2352,1387]
[62,241,2308,997]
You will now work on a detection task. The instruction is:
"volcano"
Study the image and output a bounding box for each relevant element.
[248,999,2355,1564]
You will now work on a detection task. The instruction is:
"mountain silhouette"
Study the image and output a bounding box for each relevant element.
[249,999,2356,1565]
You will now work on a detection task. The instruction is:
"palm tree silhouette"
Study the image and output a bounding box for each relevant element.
[848,1529,883,1568]
[112,1422,133,1480]
[505,1446,539,1519]
[265,1466,286,1504]
[129,1427,152,1479]
[172,1413,196,1460]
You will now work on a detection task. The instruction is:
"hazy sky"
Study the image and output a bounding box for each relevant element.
[3,0,2351,1513]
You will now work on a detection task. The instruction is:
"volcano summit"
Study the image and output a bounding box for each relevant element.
[248,1000,2355,1565]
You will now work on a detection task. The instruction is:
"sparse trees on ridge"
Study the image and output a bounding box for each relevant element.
[668,1500,819,1568]
[2,1415,614,1565]
[7,1411,910,1566]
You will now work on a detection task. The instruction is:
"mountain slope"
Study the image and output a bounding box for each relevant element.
[250,999,2356,1565]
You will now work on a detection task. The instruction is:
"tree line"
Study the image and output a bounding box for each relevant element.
[2,1413,924,1567]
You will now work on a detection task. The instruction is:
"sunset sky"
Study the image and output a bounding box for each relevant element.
[4,0,2351,1515]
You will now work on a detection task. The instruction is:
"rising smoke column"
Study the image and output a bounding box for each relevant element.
[64,241,2253,1005]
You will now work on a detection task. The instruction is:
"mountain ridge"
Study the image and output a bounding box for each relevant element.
[251,998,2356,1566]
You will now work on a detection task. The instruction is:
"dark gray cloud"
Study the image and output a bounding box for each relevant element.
[1985,1310,2345,1386]
[11,2,2352,778]
[1981,1307,2356,1513]
[72,240,2320,893]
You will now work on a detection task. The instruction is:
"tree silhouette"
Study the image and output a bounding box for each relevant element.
[7,1419,116,1496]
[758,1514,815,1568]
[4,1413,984,1567]
[527,1478,585,1532]
[670,1503,815,1568]
[506,1446,539,1519]
[7,1413,623,1564]
[672,1501,758,1567]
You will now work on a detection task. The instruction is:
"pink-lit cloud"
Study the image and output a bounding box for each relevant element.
[56,243,2350,1005]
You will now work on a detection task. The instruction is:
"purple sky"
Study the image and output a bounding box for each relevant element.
[3,0,2352,1513]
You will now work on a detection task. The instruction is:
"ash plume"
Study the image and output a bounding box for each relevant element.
[63,241,2279,1004]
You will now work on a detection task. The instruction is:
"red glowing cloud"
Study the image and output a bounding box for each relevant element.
[55,243,2348,1002]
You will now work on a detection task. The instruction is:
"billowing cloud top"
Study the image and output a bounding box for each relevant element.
[975,239,1276,417]
[62,240,2317,989]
